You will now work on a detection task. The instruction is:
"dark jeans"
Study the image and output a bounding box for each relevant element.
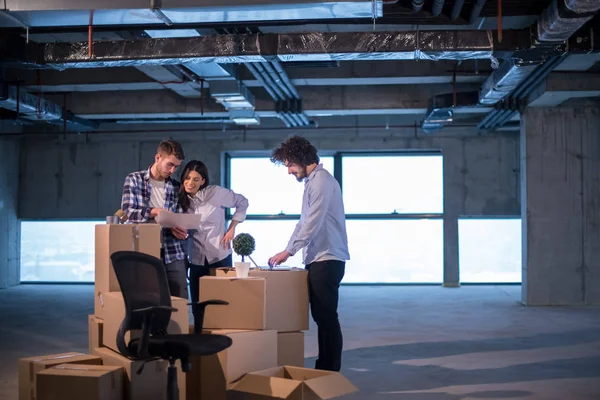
[306,259,345,372]
[160,249,188,300]
[188,253,233,303]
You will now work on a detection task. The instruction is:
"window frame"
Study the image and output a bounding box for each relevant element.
[225,150,445,285]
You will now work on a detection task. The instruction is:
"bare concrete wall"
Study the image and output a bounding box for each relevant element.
[521,107,600,305]
[0,138,20,288]
[17,127,520,285]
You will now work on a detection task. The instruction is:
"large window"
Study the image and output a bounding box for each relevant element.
[342,155,443,214]
[233,220,305,267]
[228,152,444,283]
[20,221,99,282]
[458,218,522,283]
[345,219,443,283]
[229,156,334,215]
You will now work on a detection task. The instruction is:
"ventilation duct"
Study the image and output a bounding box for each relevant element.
[0,84,96,129]
[479,59,539,104]
[421,91,480,133]
[208,79,259,125]
[537,0,600,42]
[478,0,600,108]
[6,30,515,70]
[229,108,260,125]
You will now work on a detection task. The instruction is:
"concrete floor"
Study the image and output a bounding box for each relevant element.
[1,285,599,399]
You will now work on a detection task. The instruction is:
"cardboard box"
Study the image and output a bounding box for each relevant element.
[93,347,186,400]
[18,352,103,400]
[88,315,104,354]
[230,366,358,400]
[186,329,278,400]
[200,270,308,332]
[36,364,123,400]
[277,332,304,367]
[94,224,161,318]
[101,292,189,354]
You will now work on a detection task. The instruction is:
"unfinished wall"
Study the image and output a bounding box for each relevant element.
[18,128,520,286]
[521,107,600,305]
[0,138,20,288]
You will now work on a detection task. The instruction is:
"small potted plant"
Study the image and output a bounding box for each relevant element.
[232,233,258,278]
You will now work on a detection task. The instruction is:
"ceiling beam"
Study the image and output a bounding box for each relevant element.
[46,84,491,120]
[527,72,600,107]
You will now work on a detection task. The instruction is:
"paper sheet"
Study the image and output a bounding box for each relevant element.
[155,210,202,229]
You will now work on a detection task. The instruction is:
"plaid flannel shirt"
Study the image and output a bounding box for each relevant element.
[120,167,185,265]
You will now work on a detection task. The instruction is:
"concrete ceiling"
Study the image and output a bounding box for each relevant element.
[1,0,600,135]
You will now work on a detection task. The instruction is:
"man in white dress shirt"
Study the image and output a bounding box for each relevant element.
[268,136,350,372]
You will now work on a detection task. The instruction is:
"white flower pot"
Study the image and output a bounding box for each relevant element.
[234,261,251,278]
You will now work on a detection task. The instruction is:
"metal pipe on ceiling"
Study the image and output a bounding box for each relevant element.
[243,63,279,100]
[242,62,295,128]
[450,0,465,20]
[412,0,424,12]
[261,62,294,99]
[469,0,488,24]
[431,0,445,16]
[270,60,301,99]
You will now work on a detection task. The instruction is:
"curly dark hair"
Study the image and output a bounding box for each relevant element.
[270,136,319,167]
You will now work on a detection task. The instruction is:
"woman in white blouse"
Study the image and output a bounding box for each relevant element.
[178,160,249,311]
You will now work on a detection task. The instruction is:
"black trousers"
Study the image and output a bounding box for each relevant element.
[187,254,233,304]
[306,259,345,372]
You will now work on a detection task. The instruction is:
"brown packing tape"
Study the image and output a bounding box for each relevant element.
[132,225,139,252]
[53,365,108,372]
[29,353,85,363]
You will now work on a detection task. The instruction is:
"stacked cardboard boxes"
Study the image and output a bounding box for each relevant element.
[188,267,338,399]
[17,223,357,400]
[195,268,358,399]
[209,267,309,368]
[90,223,192,400]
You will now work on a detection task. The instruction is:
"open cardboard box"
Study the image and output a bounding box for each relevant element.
[230,366,358,399]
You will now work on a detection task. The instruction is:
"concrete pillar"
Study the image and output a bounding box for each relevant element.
[0,138,20,288]
[521,107,600,305]
[443,216,459,287]
[442,140,463,287]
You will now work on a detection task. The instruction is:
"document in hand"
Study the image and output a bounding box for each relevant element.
[155,210,202,229]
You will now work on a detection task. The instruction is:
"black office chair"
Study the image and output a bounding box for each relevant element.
[110,250,233,400]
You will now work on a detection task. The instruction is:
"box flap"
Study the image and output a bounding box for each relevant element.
[231,373,301,399]
[303,372,359,399]
[284,366,332,381]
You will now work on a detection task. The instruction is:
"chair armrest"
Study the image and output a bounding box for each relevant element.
[188,299,229,333]
[132,305,178,314]
[132,306,178,359]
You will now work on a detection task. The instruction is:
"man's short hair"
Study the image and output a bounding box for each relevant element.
[157,140,185,161]
[270,135,319,167]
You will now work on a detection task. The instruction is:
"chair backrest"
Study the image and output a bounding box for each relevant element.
[110,250,173,357]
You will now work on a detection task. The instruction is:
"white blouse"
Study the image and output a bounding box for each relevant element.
[187,185,248,265]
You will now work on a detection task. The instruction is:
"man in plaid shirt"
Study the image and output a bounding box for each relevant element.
[120,139,189,299]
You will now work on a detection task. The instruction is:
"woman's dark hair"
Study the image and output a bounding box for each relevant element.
[178,160,209,212]
[270,135,319,167]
